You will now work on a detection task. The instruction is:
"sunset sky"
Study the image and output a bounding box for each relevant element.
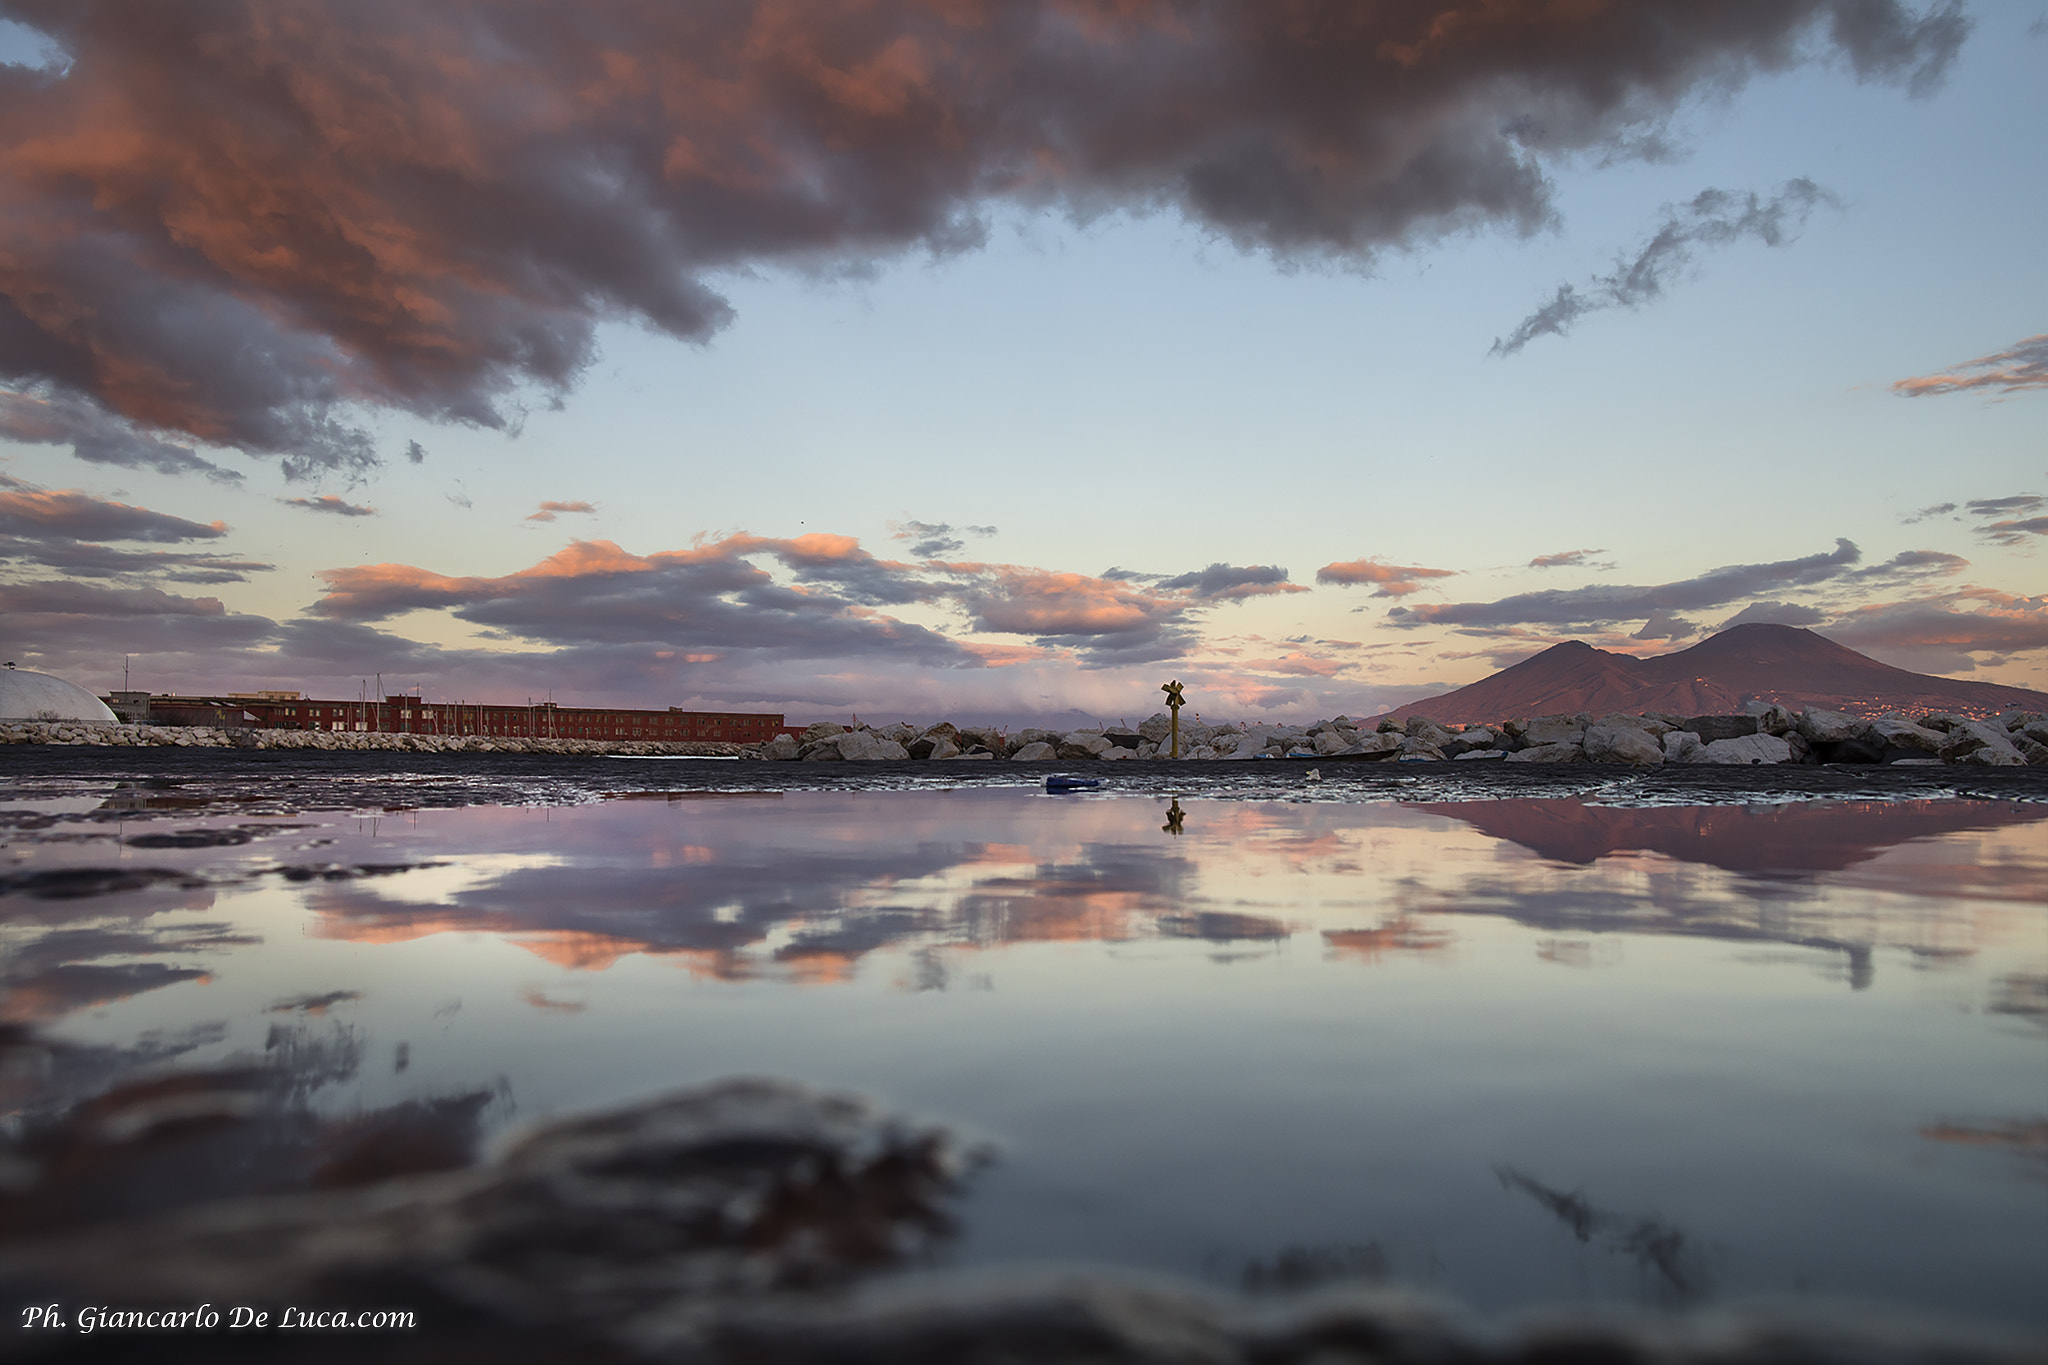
[0,1,2041,725]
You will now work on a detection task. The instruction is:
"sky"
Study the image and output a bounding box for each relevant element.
[0,0,2042,726]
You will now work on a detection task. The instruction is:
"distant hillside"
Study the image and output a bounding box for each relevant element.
[1386,624,2048,724]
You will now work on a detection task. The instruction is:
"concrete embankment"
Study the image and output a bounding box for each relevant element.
[748,705,2048,767]
[0,721,742,758]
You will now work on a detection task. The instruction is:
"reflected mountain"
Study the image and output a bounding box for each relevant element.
[1409,797,2048,876]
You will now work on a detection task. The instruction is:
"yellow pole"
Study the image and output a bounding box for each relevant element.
[1161,679,1185,759]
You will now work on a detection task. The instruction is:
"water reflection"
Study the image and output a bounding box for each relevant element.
[0,788,2043,1330]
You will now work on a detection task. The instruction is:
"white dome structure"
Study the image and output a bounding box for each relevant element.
[0,666,118,723]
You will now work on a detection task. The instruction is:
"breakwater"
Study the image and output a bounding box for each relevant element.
[751,705,2048,766]
[0,720,743,757]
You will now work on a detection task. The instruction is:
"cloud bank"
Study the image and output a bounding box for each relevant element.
[0,0,1967,476]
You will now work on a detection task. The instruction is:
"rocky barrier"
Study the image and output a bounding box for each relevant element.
[749,704,2048,767]
[0,720,744,758]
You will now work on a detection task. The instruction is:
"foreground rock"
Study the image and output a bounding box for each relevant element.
[1,1072,2034,1363]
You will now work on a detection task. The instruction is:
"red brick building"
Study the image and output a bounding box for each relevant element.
[111,691,796,743]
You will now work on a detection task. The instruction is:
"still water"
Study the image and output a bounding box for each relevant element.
[3,786,2043,1326]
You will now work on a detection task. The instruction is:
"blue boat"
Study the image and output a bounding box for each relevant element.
[1045,775,1102,791]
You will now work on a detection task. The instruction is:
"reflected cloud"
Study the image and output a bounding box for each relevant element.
[1323,916,1457,963]
[1919,1118,2048,1178]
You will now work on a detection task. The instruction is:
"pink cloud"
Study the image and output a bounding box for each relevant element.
[525,499,597,522]
[1893,334,2048,398]
[1315,559,1457,596]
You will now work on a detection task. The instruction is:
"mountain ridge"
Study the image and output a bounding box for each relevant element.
[1384,624,2048,724]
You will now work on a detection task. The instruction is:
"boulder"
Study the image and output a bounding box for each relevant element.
[1582,724,1664,765]
[1521,715,1587,748]
[1011,728,1058,750]
[757,734,801,762]
[1592,712,1672,737]
[1103,729,1145,750]
[1663,731,1705,763]
[1795,708,1861,745]
[1343,733,1402,759]
[1743,701,1797,736]
[1010,741,1057,761]
[830,731,888,761]
[1940,718,2025,766]
[1312,729,1356,756]
[1397,737,1445,761]
[1442,727,1500,757]
[924,738,961,761]
[2017,737,2048,766]
[1683,714,1759,742]
[1060,732,1114,758]
[1865,716,1946,760]
[1695,733,1794,765]
[1505,742,1582,764]
[957,726,1008,756]
[802,722,847,741]
[1137,713,1174,743]
[920,721,961,744]
[1454,749,1508,761]
[1404,718,1455,745]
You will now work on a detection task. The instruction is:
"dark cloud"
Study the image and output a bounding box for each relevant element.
[1630,610,1700,640]
[312,536,967,663]
[1966,495,2044,515]
[1893,333,2048,397]
[891,520,995,559]
[0,1,1966,477]
[1901,501,1957,523]
[1718,601,1827,629]
[1826,594,2048,673]
[1529,548,1605,570]
[404,441,427,465]
[0,388,242,482]
[0,578,280,659]
[0,537,272,583]
[1316,559,1457,597]
[0,479,225,543]
[282,495,376,517]
[1491,179,1838,356]
[1846,548,1969,580]
[1392,539,1862,629]
[1152,563,1304,602]
[1980,516,2048,547]
[0,475,268,582]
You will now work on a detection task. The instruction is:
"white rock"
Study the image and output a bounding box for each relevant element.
[1505,742,1582,764]
[1010,741,1057,761]
[1696,734,1794,765]
[1583,724,1664,765]
[1521,715,1586,748]
[1794,708,1860,744]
